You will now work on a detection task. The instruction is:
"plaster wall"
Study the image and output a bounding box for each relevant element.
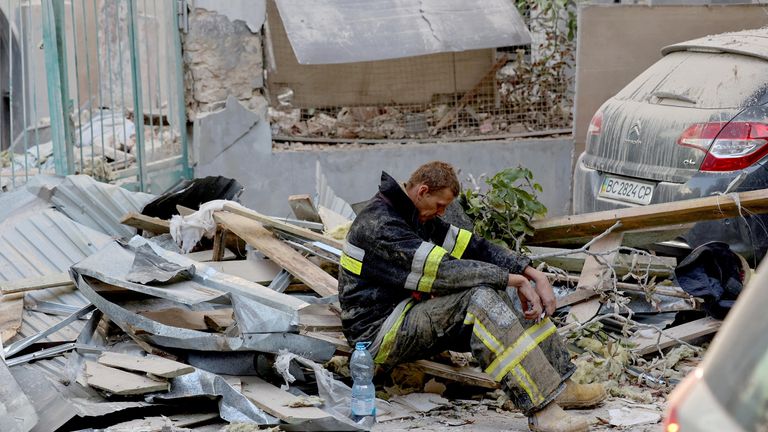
[193,98,574,219]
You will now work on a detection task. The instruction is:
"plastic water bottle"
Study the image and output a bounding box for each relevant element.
[350,341,376,424]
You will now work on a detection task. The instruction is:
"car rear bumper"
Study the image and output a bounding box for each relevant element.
[572,153,768,262]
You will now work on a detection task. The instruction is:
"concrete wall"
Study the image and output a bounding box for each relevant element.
[573,3,768,157]
[193,97,574,218]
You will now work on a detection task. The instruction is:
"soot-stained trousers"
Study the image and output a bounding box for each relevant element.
[338,172,574,414]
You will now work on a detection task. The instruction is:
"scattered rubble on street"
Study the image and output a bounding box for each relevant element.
[0,172,764,431]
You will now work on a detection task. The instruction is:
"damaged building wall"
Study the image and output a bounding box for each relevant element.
[182,2,266,120]
[194,98,573,218]
[183,3,573,217]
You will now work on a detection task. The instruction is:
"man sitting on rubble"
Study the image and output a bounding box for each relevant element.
[338,161,606,432]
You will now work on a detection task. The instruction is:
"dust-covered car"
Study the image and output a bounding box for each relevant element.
[662,259,768,432]
[573,28,768,263]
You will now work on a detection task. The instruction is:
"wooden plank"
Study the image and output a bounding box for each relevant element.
[301,331,353,354]
[289,194,322,223]
[98,351,195,378]
[298,313,343,332]
[566,232,624,324]
[530,188,768,245]
[240,375,331,423]
[0,272,74,294]
[530,246,675,277]
[215,212,339,297]
[630,317,722,356]
[212,225,227,262]
[413,360,499,389]
[0,294,23,344]
[138,307,234,331]
[222,204,344,250]
[120,212,170,234]
[549,273,691,303]
[85,361,170,395]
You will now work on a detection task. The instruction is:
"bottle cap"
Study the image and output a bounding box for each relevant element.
[355,341,371,350]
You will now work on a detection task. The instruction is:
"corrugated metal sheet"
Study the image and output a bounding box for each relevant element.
[0,209,112,344]
[315,161,356,220]
[0,209,112,282]
[50,175,156,238]
[275,0,532,64]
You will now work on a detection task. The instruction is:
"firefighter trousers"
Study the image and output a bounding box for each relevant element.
[370,286,575,415]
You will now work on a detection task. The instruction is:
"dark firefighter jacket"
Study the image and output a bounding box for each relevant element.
[338,171,532,345]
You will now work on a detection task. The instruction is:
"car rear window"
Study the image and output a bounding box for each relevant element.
[614,51,768,109]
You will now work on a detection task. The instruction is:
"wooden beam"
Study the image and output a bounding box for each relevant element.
[549,273,691,303]
[138,307,234,331]
[413,360,499,389]
[120,212,170,234]
[0,272,74,294]
[630,317,721,356]
[85,361,169,395]
[530,246,675,277]
[0,293,23,343]
[240,375,331,424]
[222,203,344,250]
[566,232,623,324]
[212,225,227,262]
[289,194,322,223]
[214,212,339,297]
[98,352,195,378]
[529,188,768,245]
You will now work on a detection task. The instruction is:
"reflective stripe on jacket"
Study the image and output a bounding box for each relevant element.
[338,171,532,345]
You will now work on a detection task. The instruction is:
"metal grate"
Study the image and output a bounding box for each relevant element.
[268,2,576,143]
[1,0,190,193]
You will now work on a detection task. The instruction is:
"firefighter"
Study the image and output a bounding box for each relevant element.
[339,161,606,432]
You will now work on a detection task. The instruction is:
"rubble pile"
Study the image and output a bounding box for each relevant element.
[0,173,764,431]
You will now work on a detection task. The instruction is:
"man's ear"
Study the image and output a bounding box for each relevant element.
[417,184,430,198]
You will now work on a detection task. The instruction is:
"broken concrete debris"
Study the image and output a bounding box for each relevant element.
[0,174,765,430]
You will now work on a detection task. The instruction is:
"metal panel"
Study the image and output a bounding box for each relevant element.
[50,174,156,238]
[274,0,531,64]
[0,208,112,282]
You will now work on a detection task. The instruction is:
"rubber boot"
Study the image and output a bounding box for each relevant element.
[528,402,589,432]
[554,379,607,409]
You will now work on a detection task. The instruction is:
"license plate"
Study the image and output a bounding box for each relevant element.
[598,175,655,205]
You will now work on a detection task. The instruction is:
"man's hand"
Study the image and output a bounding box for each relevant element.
[508,274,543,321]
[523,266,556,317]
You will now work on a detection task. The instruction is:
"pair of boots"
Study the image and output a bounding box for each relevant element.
[527,380,607,432]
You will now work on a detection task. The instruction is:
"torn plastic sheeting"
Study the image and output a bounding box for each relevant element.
[276,350,382,431]
[275,0,531,65]
[150,368,278,425]
[169,199,247,254]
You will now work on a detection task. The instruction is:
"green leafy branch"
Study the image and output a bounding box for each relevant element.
[461,166,547,251]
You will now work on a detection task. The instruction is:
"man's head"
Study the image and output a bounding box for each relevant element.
[405,161,460,222]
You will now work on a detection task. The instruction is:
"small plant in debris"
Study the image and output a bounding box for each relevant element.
[461,166,547,251]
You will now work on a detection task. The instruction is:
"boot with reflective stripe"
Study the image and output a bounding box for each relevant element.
[528,402,589,432]
[554,379,607,409]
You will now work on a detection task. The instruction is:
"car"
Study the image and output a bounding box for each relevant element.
[573,28,768,264]
[662,258,768,432]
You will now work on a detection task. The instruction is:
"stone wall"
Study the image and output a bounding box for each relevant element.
[183,6,265,121]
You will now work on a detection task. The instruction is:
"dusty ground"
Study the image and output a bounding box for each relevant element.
[374,398,665,432]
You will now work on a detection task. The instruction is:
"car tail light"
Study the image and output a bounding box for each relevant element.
[662,368,703,432]
[677,121,768,171]
[587,111,603,137]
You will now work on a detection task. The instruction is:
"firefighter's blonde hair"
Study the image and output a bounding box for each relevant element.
[406,161,460,197]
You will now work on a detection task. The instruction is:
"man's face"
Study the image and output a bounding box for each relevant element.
[414,186,455,222]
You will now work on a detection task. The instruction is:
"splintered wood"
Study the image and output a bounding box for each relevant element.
[98,352,195,378]
[214,212,339,297]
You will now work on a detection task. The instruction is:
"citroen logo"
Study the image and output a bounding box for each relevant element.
[625,120,642,145]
